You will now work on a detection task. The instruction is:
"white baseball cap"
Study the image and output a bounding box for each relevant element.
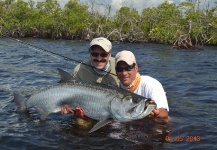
[115,50,136,66]
[89,37,112,53]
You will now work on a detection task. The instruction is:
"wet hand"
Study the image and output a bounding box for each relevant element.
[61,105,75,114]
[147,100,169,124]
[147,100,158,118]
[74,107,88,119]
[148,108,160,118]
[61,105,88,120]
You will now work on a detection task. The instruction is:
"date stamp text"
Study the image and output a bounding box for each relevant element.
[165,135,201,142]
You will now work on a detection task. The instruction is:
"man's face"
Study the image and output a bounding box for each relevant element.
[116,61,138,86]
[89,45,110,70]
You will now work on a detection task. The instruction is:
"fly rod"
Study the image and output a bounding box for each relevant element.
[1,35,117,76]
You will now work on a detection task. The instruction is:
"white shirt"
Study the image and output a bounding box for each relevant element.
[134,76,169,111]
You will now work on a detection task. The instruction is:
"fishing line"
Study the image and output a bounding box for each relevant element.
[1,35,117,76]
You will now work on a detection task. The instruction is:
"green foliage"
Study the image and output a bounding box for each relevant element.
[0,0,216,46]
[207,7,217,44]
[33,0,63,38]
[147,2,182,43]
[113,7,131,33]
[2,0,34,36]
[63,0,90,38]
[140,7,156,35]
[113,7,139,33]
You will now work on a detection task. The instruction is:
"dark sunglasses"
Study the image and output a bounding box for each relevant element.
[90,52,109,58]
[115,64,136,72]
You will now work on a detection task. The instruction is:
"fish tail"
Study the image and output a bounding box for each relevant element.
[13,93,26,113]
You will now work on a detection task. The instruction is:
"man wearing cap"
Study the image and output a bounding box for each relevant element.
[72,37,119,86]
[115,50,169,124]
[61,37,119,123]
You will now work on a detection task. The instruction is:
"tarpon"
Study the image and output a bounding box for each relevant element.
[14,68,156,133]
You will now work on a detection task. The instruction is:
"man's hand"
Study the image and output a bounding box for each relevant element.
[149,108,160,117]
[61,105,88,120]
[61,105,74,114]
[147,100,169,124]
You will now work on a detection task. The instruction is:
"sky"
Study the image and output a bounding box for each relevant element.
[24,0,217,16]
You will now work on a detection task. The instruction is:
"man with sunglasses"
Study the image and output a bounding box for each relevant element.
[72,37,119,86]
[115,50,169,124]
[61,37,119,122]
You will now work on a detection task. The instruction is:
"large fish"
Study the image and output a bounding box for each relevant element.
[14,68,156,133]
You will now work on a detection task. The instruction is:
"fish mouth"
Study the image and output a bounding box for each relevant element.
[130,99,156,118]
[137,99,157,118]
[144,99,155,110]
[110,96,157,121]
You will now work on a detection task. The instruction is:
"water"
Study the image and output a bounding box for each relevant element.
[0,37,216,149]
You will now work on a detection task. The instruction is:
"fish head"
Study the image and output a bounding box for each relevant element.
[110,93,156,122]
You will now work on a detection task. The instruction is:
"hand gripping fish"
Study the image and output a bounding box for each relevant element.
[13,68,156,133]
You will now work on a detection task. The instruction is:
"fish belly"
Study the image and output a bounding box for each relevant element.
[25,84,115,120]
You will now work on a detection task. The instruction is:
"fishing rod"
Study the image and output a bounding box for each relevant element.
[1,35,117,76]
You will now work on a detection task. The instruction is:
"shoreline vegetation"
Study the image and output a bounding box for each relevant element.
[0,0,217,49]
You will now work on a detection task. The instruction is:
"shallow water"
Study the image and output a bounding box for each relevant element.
[0,37,216,149]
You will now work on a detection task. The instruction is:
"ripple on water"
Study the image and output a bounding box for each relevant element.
[0,39,216,149]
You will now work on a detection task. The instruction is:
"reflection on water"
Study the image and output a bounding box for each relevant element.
[0,37,216,149]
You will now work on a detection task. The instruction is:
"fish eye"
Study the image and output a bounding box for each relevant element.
[132,97,140,103]
[123,95,133,101]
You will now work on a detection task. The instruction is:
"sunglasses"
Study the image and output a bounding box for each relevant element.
[90,52,109,57]
[115,64,136,72]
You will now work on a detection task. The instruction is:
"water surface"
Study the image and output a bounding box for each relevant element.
[0,37,216,149]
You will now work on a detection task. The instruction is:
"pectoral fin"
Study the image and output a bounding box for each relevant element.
[88,118,112,133]
[36,107,50,121]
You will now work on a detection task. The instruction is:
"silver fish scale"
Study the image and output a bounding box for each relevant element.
[14,69,156,133]
[25,83,119,120]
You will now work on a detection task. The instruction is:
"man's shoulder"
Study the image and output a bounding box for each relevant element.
[110,56,115,60]
[108,57,117,75]
[140,75,161,85]
[109,56,116,67]
[140,75,155,80]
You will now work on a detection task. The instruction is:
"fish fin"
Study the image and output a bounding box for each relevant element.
[13,93,26,113]
[57,68,76,83]
[88,119,112,133]
[36,107,50,121]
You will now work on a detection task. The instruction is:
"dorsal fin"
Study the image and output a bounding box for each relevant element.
[57,68,75,83]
